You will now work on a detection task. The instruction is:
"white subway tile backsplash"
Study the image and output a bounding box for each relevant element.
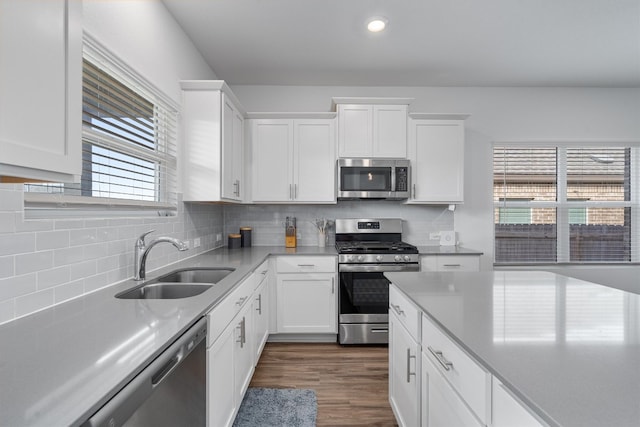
[0,299,14,323]
[15,288,54,318]
[0,189,23,211]
[0,233,35,256]
[0,256,14,279]
[36,230,70,251]
[0,212,17,233]
[54,279,85,303]
[0,191,224,325]
[69,228,98,246]
[0,273,37,300]
[16,251,54,275]
[37,266,71,290]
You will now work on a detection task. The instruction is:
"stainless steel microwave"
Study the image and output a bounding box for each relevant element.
[337,159,410,200]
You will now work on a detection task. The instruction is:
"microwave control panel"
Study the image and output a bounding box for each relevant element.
[395,167,409,191]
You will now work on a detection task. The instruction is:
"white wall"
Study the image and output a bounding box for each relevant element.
[230,85,640,272]
[83,0,216,103]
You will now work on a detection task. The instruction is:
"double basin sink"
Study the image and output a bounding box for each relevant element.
[116,267,235,299]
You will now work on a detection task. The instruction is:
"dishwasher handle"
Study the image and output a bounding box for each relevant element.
[81,317,207,427]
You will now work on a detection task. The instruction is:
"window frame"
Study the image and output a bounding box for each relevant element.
[23,33,179,217]
[493,141,640,265]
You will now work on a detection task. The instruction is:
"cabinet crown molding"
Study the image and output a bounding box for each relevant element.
[246,112,337,120]
[331,97,414,109]
[409,113,470,120]
[180,80,246,116]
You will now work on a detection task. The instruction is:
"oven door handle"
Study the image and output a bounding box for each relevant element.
[338,263,420,273]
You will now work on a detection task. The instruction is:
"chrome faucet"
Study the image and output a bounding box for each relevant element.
[134,230,189,281]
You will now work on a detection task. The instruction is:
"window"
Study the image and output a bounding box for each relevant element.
[494,145,639,264]
[24,35,178,213]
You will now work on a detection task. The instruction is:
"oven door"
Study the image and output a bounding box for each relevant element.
[338,263,419,344]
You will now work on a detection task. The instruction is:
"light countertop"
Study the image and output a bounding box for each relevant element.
[386,270,640,427]
[0,246,335,427]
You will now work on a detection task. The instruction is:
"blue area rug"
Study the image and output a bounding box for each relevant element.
[233,387,317,427]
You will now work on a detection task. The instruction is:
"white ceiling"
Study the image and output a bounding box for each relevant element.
[162,0,640,87]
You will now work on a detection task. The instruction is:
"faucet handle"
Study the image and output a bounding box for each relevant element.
[136,230,155,247]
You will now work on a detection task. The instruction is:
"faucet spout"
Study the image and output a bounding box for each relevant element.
[134,231,189,281]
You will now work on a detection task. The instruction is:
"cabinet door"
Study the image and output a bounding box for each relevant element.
[408,119,464,203]
[207,326,237,427]
[234,303,255,404]
[221,95,243,201]
[276,273,337,333]
[252,119,293,202]
[421,353,482,427]
[0,0,81,182]
[338,105,372,157]
[492,379,545,427]
[252,277,269,363]
[373,105,407,158]
[389,310,420,427]
[293,119,336,203]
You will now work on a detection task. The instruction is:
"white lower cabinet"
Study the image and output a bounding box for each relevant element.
[421,352,482,427]
[492,379,545,427]
[389,308,421,427]
[252,273,269,363]
[275,256,337,334]
[206,264,270,427]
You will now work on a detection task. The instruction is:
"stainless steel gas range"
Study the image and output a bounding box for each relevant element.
[335,218,419,345]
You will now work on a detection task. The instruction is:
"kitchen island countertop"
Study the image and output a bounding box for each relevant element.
[386,270,640,427]
[0,245,336,427]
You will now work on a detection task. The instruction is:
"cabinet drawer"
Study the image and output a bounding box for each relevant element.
[253,260,269,290]
[421,255,480,272]
[389,285,420,341]
[422,314,490,424]
[207,275,255,346]
[437,255,479,271]
[276,256,336,273]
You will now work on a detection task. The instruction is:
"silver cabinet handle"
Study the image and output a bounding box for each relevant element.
[256,293,262,315]
[237,180,241,197]
[294,184,298,199]
[428,346,454,371]
[236,317,246,347]
[406,348,416,382]
[331,277,335,294]
[412,183,416,199]
[442,264,461,267]
[297,264,315,267]
[236,296,248,306]
[391,304,405,316]
[261,270,268,275]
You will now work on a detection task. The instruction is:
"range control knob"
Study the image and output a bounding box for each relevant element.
[346,255,354,262]
[403,255,411,262]
[394,255,402,262]
[357,255,365,262]
[375,255,383,262]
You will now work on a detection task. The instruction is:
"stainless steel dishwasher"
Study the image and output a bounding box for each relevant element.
[82,317,207,427]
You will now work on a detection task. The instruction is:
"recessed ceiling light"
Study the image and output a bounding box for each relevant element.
[367,17,388,33]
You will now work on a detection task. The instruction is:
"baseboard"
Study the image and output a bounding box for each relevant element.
[267,333,338,343]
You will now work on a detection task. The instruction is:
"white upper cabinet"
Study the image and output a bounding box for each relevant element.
[250,115,336,203]
[335,98,411,159]
[181,81,245,202]
[0,0,82,182]
[407,114,468,204]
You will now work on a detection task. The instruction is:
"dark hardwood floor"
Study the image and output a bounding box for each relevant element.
[249,342,398,426]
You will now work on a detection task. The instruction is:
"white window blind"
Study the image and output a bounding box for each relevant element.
[25,35,178,212]
[494,145,639,264]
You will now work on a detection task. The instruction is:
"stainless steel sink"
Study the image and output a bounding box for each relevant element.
[156,267,235,284]
[116,283,213,299]
[115,267,235,299]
